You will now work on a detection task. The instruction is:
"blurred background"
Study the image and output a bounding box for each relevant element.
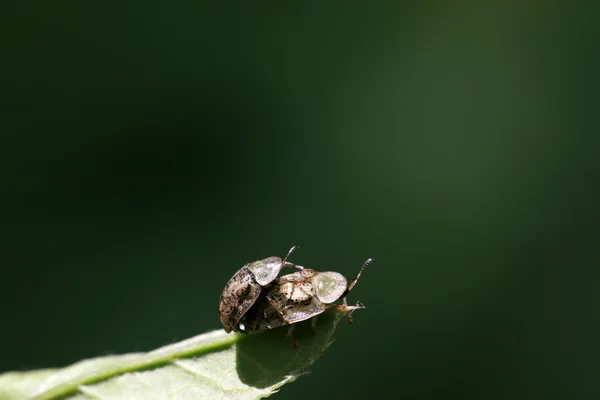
[1,2,598,399]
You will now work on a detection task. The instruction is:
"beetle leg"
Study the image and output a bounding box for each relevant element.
[346,307,354,324]
[342,297,353,324]
[285,324,298,348]
[282,261,305,270]
[332,302,366,324]
[266,294,287,319]
[310,316,318,334]
[336,257,371,324]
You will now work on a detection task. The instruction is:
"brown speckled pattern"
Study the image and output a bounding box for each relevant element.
[218,265,262,333]
[237,269,329,334]
[224,256,370,339]
[237,293,285,333]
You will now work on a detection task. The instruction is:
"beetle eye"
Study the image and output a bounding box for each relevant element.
[314,272,347,303]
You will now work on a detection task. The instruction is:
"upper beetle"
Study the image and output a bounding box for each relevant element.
[237,258,372,345]
[218,246,300,333]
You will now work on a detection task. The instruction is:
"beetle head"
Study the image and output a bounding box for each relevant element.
[246,245,299,285]
[313,272,348,303]
[315,258,372,303]
[246,257,284,286]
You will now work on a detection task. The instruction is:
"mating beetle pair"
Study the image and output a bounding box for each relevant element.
[218,246,371,346]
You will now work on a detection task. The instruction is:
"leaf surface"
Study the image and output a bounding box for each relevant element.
[0,309,347,400]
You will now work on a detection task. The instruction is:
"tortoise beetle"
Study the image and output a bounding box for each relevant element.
[218,246,301,333]
[237,258,372,346]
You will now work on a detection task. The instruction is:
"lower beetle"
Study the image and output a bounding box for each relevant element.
[236,258,372,346]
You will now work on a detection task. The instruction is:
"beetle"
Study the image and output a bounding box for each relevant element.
[236,258,372,346]
[218,246,301,333]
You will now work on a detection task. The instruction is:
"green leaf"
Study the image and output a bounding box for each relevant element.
[0,309,350,400]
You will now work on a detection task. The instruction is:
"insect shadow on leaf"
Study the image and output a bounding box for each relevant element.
[235,308,341,389]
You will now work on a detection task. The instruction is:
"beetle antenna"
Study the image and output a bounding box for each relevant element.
[348,258,372,291]
[283,245,299,263]
[282,245,304,270]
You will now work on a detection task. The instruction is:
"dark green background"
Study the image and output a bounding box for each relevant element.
[1,3,598,399]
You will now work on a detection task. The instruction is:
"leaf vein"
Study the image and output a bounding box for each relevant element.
[78,384,104,400]
[172,360,228,391]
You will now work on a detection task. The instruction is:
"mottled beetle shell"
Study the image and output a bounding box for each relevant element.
[236,292,287,333]
[236,269,346,334]
[219,256,284,333]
